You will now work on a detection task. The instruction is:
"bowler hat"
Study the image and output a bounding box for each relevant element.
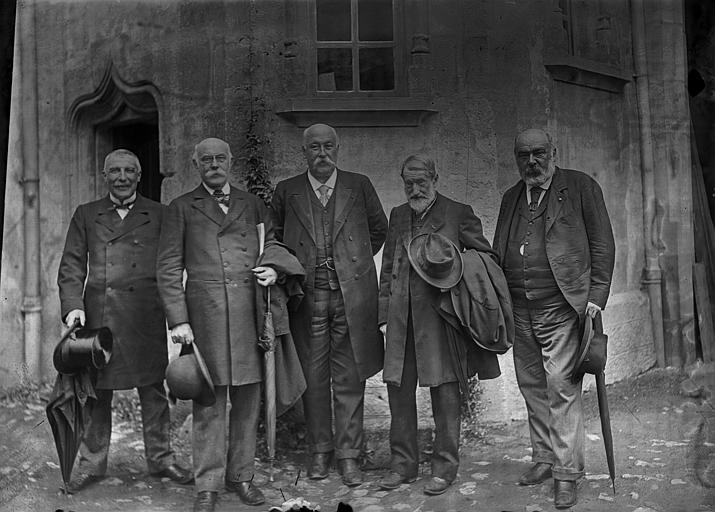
[165,343,216,406]
[572,312,608,381]
[407,233,463,289]
[53,326,113,375]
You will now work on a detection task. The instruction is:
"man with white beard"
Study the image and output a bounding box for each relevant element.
[377,154,494,495]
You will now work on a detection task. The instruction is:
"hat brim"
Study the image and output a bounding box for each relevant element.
[407,233,464,289]
[191,343,216,407]
[573,316,594,374]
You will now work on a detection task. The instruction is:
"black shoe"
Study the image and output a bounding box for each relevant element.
[151,463,194,485]
[518,462,553,486]
[193,491,218,512]
[423,476,451,495]
[226,481,265,506]
[308,452,331,480]
[554,479,577,509]
[338,458,363,487]
[66,473,104,493]
[378,471,417,490]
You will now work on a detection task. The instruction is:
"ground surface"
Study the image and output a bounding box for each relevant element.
[0,366,713,512]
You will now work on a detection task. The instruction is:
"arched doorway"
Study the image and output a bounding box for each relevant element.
[68,64,164,206]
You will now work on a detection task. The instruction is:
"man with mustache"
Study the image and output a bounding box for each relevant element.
[493,129,615,508]
[377,154,494,495]
[271,123,387,486]
[157,138,279,512]
[57,149,192,492]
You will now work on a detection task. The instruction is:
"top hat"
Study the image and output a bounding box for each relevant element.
[165,342,216,406]
[572,312,608,381]
[407,233,464,289]
[53,326,113,375]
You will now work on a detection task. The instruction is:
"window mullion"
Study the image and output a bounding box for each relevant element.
[352,0,359,93]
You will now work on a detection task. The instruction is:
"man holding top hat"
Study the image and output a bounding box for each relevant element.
[492,128,615,508]
[57,149,192,492]
[157,137,290,512]
[377,154,496,495]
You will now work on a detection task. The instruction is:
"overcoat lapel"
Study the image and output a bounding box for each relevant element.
[496,182,524,263]
[332,171,356,241]
[288,175,316,244]
[109,196,151,241]
[219,186,248,233]
[416,193,447,236]
[545,168,567,234]
[94,196,118,234]
[190,185,225,227]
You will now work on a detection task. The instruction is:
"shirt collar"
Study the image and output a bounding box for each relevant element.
[203,182,230,196]
[109,192,137,206]
[527,175,553,192]
[307,169,337,192]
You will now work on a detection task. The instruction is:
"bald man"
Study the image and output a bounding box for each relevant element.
[271,124,387,486]
[493,129,615,508]
[157,138,278,511]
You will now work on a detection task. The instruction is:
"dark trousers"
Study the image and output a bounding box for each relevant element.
[78,381,174,475]
[303,287,365,459]
[192,384,261,492]
[513,297,584,481]
[387,318,461,482]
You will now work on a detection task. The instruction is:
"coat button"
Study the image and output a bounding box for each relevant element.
[392,274,397,279]
[241,232,246,237]
[108,242,113,246]
[225,279,230,284]
[299,241,304,246]
[134,239,139,244]
[348,236,353,241]
[244,277,250,283]
[242,247,247,252]
[224,262,229,267]
[354,274,359,279]
[131,263,136,268]
[352,256,357,262]
[128,286,134,292]
[107,286,112,291]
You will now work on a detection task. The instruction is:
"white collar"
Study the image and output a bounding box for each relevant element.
[307,169,337,192]
[109,192,137,206]
[527,175,553,192]
[203,182,230,196]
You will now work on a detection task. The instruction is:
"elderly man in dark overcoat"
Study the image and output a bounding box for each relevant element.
[57,149,192,492]
[271,123,387,486]
[157,137,284,512]
[378,154,495,496]
[493,128,615,509]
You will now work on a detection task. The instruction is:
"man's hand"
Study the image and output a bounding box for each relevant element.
[170,323,194,345]
[252,266,278,287]
[65,309,85,329]
[585,302,601,319]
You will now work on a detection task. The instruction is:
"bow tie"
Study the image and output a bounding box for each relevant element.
[111,200,135,211]
[212,190,230,206]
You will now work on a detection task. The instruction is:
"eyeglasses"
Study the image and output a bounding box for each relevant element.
[199,154,228,165]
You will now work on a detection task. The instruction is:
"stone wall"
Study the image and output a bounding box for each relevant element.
[1,0,666,399]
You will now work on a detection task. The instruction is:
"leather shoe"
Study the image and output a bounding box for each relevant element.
[554,479,577,509]
[338,458,363,487]
[308,452,331,479]
[423,476,451,495]
[378,471,417,490]
[226,481,265,506]
[193,491,218,512]
[151,463,194,485]
[518,462,553,486]
[67,472,104,493]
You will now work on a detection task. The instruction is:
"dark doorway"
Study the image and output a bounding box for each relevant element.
[97,120,162,202]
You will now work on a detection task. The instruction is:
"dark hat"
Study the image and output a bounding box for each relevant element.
[53,326,113,375]
[572,312,608,381]
[407,233,464,289]
[165,343,216,406]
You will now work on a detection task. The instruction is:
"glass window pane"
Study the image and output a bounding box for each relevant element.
[318,48,354,91]
[358,0,393,41]
[359,47,394,90]
[317,0,351,41]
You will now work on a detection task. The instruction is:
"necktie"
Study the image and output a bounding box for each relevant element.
[318,184,330,207]
[213,189,230,207]
[529,187,542,212]
[112,200,135,212]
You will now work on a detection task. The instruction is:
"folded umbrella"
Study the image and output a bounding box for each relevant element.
[595,370,616,494]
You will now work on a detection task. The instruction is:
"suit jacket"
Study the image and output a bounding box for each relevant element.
[57,195,167,390]
[157,184,274,386]
[492,167,616,315]
[378,192,495,386]
[271,169,388,381]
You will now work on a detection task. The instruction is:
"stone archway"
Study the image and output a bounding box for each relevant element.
[67,63,164,206]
